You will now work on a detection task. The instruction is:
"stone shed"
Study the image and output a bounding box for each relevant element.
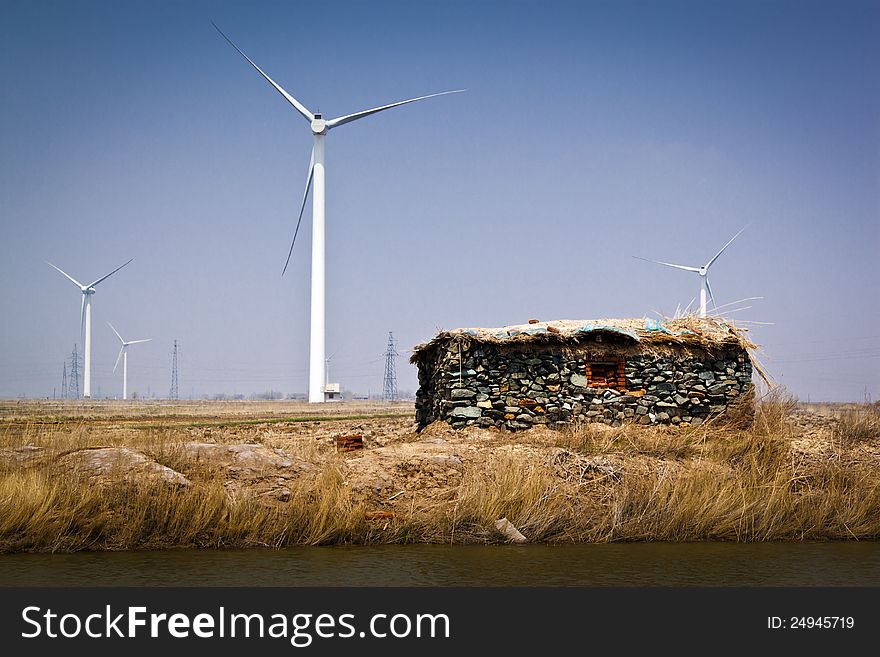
[411,317,760,431]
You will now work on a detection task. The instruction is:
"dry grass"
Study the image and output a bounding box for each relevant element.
[0,455,370,552]
[448,451,571,542]
[1,394,878,552]
[831,403,880,446]
[0,413,372,551]
[543,390,880,542]
[416,390,880,543]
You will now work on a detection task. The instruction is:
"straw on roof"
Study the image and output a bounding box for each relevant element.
[411,316,759,362]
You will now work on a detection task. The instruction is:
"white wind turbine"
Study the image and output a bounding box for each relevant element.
[45,259,133,398]
[325,352,335,390]
[214,23,464,403]
[108,322,152,401]
[633,226,748,318]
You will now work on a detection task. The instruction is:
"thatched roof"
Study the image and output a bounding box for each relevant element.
[411,316,759,363]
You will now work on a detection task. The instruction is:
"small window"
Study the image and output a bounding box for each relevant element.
[586,358,626,391]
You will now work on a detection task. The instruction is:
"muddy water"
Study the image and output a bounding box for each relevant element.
[1,542,878,586]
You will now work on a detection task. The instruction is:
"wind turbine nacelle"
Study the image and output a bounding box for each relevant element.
[310,116,327,134]
[85,287,97,295]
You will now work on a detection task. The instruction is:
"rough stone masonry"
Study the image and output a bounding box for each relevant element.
[411,318,756,431]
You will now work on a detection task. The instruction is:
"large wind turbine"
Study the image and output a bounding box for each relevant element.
[45,259,133,398]
[214,23,464,403]
[108,322,152,400]
[633,226,747,318]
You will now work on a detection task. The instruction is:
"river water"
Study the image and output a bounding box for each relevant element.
[1,542,878,586]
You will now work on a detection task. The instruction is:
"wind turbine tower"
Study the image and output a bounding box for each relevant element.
[108,323,151,401]
[633,226,747,317]
[214,23,463,402]
[46,260,132,398]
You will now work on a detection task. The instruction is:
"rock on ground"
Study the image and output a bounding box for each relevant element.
[56,447,191,487]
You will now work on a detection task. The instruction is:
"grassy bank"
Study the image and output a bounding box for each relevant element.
[0,395,878,551]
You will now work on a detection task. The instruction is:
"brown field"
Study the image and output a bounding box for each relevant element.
[0,394,878,552]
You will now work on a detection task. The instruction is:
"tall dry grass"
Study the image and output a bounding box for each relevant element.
[0,420,371,552]
[419,391,880,543]
[0,465,371,552]
[1,392,879,551]
[831,403,880,446]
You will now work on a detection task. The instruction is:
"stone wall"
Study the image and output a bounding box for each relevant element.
[415,341,754,430]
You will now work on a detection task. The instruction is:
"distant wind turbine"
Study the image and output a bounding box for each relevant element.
[325,350,339,388]
[633,226,748,318]
[45,259,133,398]
[108,322,152,401]
[213,22,464,402]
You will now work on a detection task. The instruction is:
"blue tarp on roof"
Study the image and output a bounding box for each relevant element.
[644,318,672,333]
[643,318,697,336]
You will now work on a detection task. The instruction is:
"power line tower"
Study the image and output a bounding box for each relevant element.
[382,332,398,402]
[61,362,68,399]
[69,344,81,399]
[170,340,179,401]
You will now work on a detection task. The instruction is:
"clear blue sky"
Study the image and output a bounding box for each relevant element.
[1,0,877,401]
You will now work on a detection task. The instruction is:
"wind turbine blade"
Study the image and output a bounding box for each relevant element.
[45,261,84,288]
[282,147,315,276]
[632,255,700,272]
[107,321,124,344]
[212,22,314,123]
[80,294,86,345]
[705,277,716,307]
[128,339,152,345]
[325,89,466,129]
[705,224,748,269]
[710,296,764,313]
[113,346,124,374]
[87,259,133,288]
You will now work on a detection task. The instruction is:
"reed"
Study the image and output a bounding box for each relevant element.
[831,403,880,446]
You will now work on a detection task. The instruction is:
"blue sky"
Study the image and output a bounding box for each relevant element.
[1,0,877,401]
